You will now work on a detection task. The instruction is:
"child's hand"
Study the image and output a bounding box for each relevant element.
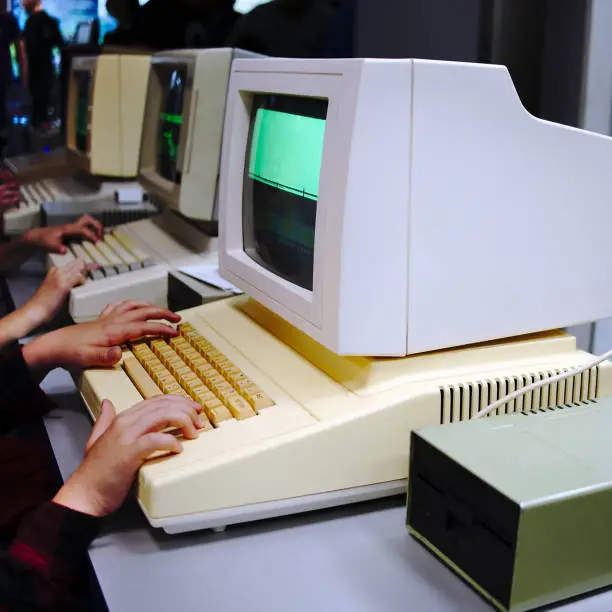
[0,168,17,183]
[27,259,89,326]
[22,302,181,370]
[0,182,20,211]
[53,397,204,517]
[24,215,104,254]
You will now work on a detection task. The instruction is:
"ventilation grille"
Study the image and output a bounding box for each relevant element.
[439,367,600,424]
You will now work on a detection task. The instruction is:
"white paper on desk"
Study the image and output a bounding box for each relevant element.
[178,264,244,294]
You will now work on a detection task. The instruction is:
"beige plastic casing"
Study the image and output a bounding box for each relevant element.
[79,297,612,533]
[67,54,151,178]
[139,48,259,222]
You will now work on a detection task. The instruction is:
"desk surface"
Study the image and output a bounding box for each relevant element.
[9,259,612,612]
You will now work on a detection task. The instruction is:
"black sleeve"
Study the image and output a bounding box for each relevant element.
[0,345,55,434]
[50,17,63,47]
[6,14,21,44]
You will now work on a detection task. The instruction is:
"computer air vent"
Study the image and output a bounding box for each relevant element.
[439,367,599,424]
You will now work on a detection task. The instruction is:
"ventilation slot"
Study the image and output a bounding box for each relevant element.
[439,367,600,424]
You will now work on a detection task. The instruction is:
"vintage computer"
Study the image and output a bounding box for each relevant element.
[79,57,612,535]
[48,48,257,323]
[4,53,151,235]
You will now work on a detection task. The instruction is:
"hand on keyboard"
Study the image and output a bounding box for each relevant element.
[28,259,91,325]
[0,182,20,210]
[24,214,104,254]
[0,168,16,183]
[98,300,175,320]
[22,302,182,370]
[53,396,204,517]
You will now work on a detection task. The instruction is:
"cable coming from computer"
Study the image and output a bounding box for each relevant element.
[474,348,612,419]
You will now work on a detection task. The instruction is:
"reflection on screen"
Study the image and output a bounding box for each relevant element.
[75,72,91,153]
[243,94,327,291]
[156,68,186,184]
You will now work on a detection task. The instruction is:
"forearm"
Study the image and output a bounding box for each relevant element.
[21,340,55,384]
[0,303,47,349]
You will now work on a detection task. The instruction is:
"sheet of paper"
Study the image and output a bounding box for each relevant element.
[178,263,243,294]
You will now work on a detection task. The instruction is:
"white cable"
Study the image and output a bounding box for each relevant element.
[473,348,612,420]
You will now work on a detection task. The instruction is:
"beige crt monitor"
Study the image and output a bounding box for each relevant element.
[139,48,258,224]
[3,53,153,236]
[48,48,259,323]
[221,58,612,357]
[67,54,151,178]
[79,58,612,535]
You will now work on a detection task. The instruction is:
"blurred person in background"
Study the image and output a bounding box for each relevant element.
[22,0,63,131]
[183,0,239,48]
[0,5,26,152]
[127,0,239,50]
[103,0,139,46]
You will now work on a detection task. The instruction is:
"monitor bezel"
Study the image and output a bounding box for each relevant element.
[220,65,360,335]
[139,55,196,210]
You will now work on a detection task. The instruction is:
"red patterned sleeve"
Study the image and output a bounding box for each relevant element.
[0,502,101,611]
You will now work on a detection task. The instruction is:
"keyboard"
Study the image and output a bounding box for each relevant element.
[3,148,69,180]
[4,178,153,237]
[79,297,612,534]
[3,180,69,235]
[48,213,228,322]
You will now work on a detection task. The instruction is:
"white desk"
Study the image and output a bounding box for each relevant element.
[8,259,612,612]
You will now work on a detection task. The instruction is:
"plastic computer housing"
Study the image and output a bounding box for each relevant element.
[408,398,612,611]
[66,54,150,178]
[48,49,261,321]
[220,58,612,358]
[139,48,259,223]
[79,58,612,534]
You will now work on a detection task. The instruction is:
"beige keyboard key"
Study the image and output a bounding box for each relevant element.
[126,353,213,441]
[169,337,190,350]
[177,324,272,412]
[104,234,142,271]
[147,340,235,424]
[241,383,275,411]
[97,240,129,274]
[81,242,117,277]
[225,393,256,420]
[113,228,155,267]
[71,243,104,280]
[123,353,163,399]
[194,391,232,426]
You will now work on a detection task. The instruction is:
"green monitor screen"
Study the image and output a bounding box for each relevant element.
[74,71,91,153]
[243,94,328,292]
[156,67,187,184]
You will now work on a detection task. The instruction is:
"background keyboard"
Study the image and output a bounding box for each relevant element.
[3,180,69,235]
[55,228,157,281]
[47,216,227,322]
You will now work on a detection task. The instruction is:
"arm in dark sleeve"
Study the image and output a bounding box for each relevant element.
[6,14,21,44]
[0,345,55,434]
[0,502,101,611]
[50,17,63,48]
